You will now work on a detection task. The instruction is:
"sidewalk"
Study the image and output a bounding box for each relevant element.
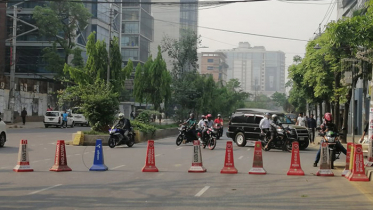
[5,121,44,129]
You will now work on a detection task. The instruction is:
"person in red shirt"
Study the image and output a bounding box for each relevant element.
[47,105,53,111]
[214,114,224,137]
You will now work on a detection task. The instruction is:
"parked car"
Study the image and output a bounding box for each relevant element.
[43,111,74,128]
[226,108,310,150]
[70,107,89,127]
[0,117,7,147]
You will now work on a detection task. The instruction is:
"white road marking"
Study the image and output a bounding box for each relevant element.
[84,152,89,154]
[155,154,162,157]
[44,159,51,161]
[195,186,210,197]
[176,147,183,150]
[112,165,125,170]
[247,148,251,151]
[29,184,62,195]
[238,156,243,160]
[44,148,47,150]
[32,160,40,163]
[75,154,80,156]
[174,164,182,167]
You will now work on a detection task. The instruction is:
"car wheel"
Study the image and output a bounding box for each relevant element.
[299,140,309,150]
[44,124,49,128]
[235,132,246,147]
[0,133,5,147]
[71,122,75,128]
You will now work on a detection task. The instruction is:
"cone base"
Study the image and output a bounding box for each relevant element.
[287,168,305,176]
[316,169,334,176]
[89,164,108,171]
[13,168,33,172]
[50,165,72,172]
[341,169,349,176]
[348,173,370,181]
[249,167,266,174]
[365,161,373,167]
[188,166,207,173]
[142,165,159,172]
[220,167,238,174]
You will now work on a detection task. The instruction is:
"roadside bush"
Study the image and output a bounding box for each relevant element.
[131,120,156,134]
[136,110,160,123]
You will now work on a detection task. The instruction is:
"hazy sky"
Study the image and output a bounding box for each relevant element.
[197,0,337,79]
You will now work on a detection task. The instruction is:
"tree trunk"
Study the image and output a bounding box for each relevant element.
[319,102,323,125]
[325,100,331,113]
[315,104,318,126]
[342,88,353,143]
[335,99,340,130]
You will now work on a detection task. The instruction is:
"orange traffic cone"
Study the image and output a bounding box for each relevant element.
[50,140,72,172]
[249,141,266,174]
[220,141,238,174]
[287,141,304,176]
[142,140,159,172]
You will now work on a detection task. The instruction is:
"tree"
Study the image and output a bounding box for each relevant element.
[271,92,287,109]
[161,30,201,77]
[33,0,92,65]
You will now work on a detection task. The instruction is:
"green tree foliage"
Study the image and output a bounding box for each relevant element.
[33,0,91,72]
[271,92,287,108]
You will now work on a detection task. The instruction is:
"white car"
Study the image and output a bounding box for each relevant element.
[44,111,75,128]
[0,118,7,147]
[70,107,89,126]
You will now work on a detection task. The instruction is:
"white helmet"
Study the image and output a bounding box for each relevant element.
[272,114,278,121]
[118,113,124,119]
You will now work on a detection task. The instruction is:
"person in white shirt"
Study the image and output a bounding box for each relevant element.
[259,113,272,136]
[197,115,206,130]
[296,113,307,127]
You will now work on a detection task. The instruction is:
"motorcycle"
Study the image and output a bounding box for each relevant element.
[108,125,135,148]
[197,126,217,150]
[318,130,344,169]
[213,123,223,139]
[176,125,196,146]
[260,124,295,152]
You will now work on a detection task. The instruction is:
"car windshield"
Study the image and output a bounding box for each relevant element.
[276,115,294,124]
[46,112,59,117]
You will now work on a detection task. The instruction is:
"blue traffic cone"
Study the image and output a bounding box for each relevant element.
[89,139,108,171]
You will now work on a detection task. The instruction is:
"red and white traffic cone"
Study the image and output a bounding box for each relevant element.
[13,140,33,172]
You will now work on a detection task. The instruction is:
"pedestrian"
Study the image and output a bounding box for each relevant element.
[47,105,53,111]
[360,121,369,144]
[307,114,317,144]
[130,110,135,120]
[62,110,68,128]
[296,112,306,127]
[21,108,27,125]
[158,112,162,124]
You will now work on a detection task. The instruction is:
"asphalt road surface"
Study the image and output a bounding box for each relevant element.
[1,127,373,210]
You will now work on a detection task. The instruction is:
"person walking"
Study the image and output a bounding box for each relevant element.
[307,114,317,144]
[21,108,27,125]
[296,113,306,127]
[130,110,135,120]
[62,110,68,128]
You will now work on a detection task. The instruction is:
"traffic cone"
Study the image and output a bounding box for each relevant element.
[89,139,108,171]
[142,140,159,172]
[287,141,304,176]
[50,140,72,172]
[345,145,354,179]
[316,142,334,176]
[249,141,266,174]
[220,141,238,174]
[13,140,33,172]
[342,143,353,176]
[188,140,207,173]
[348,144,369,181]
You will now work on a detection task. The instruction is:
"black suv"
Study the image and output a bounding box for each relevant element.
[226,108,310,150]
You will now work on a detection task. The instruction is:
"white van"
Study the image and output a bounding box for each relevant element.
[0,117,7,147]
[44,111,74,128]
[70,107,89,126]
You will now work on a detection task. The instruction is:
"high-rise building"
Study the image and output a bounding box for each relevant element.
[0,3,6,75]
[199,52,228,85]
[337,0,367,18]
[150,0,198,71]
[217,42,285,96]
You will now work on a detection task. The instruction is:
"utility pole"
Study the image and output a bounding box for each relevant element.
[107,3,113,85]
[8,5,18,123]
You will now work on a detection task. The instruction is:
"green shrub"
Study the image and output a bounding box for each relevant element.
[132,120,156,134]
[136,110,160,123]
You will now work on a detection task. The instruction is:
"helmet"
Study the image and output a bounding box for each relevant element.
[324,112,333,122]
[206,114,212,119]
[272,114,278,122]
[118,113,124,119]
[190,113,194,118]
[217,114,221,117]
[201,115,205,119]
[265,113,271,116]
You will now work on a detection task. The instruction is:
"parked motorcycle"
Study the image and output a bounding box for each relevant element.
[176,125,196,146]
[318,130,344,169]
[260,124,295,152]
[213,123,223,139]
[197,127,217,150]
[108,125,135,148]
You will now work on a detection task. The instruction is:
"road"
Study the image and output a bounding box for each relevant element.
[1,127,373,210]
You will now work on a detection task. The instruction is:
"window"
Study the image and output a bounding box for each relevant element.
[122,9,139,20]
[207,59,213,63]
[207,66,214,70]
[123,49,139,61]
[121,36,139,47]
[122,22,139,34]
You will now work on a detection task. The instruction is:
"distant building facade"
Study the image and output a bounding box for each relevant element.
[217,42,285,97]
[337,0,367,18]
[199,52,228,85]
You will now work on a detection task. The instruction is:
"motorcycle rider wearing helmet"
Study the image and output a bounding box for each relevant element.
[264,114,280,151]
[260,113,272,137]
[180,113,197,139]
[115,113,132,143]
[198,115,206,130]
[201,114,213,142]
[313,112,347,167]
[214,114,224,132]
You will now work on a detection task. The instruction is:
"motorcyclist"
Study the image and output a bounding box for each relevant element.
[198,115,206,130]
[115,113,132,144]
[180,113,197,139]
[201,114,213,142]
[264,114,280,151]
[259,113,272,138]
[214,114,224,134]
[313,112,347,167]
